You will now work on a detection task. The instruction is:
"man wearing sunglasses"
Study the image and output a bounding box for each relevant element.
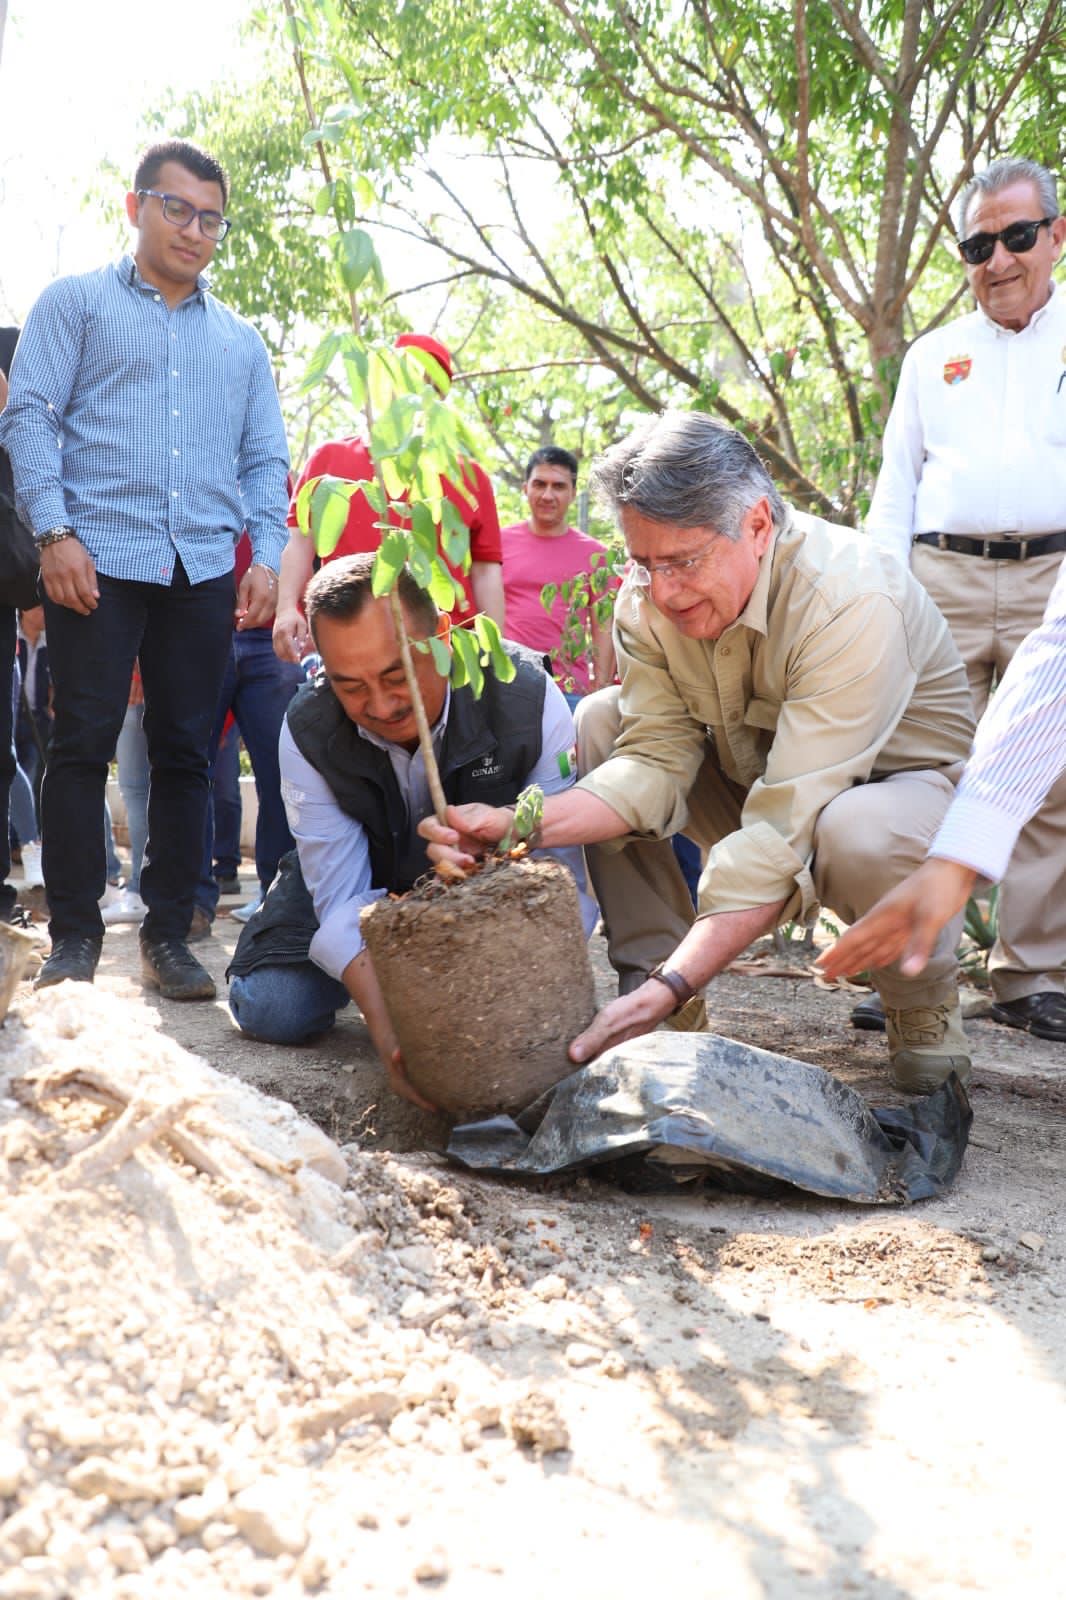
[0,140,289,1001]
[867,156,1066,1045]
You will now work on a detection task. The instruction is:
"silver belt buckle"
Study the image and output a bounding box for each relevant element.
[982,539,993,558]
[1017,537,1030,559]
[937,533,948,551]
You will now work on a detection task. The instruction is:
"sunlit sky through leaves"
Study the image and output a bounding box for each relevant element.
[0,0,253,322]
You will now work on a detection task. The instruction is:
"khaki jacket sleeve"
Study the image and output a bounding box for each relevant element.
[704,592,924,921]
[577,595,708,837]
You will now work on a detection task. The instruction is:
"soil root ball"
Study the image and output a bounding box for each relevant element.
[361,857,595,1118]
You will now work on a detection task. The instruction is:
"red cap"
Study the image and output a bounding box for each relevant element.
[395,331,453,385]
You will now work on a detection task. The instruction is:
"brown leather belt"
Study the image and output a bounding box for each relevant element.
[913,530,1066,561]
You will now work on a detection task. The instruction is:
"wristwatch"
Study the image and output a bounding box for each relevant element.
[34,525,76,550]
[647,962,697,1014]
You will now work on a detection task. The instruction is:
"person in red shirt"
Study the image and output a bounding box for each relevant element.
[273,334,505,661]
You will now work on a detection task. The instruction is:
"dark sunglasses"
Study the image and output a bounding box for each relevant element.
[957,216,1055,266]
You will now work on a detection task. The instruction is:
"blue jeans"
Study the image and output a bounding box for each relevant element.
[197,628,303,915]
[9,659,38,846]
[116,701,149,893]
[229,962,350,1043]
[211,723,242,879]
[42,561,235,942]
[0,609,17,917]
[672,833,702,908]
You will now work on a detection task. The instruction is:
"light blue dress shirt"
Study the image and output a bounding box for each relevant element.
[0,255,289,584]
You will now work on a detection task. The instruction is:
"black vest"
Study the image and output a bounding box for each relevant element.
[228,640,548,977]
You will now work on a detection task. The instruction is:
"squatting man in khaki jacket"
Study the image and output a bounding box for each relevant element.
[421,411,977,1094]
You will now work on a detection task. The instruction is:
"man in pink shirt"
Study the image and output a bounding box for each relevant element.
[500,447,616,707]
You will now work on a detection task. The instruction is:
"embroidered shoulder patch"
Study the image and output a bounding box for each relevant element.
[557,745,577,780]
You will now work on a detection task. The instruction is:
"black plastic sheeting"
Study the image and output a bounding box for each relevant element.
[447,1032,972,1204]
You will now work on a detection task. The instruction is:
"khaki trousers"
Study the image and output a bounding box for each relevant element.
[576,688,964,1011]
[912,544,1066,1002]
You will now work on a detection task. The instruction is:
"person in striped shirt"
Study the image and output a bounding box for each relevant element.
[818,558,1066,997]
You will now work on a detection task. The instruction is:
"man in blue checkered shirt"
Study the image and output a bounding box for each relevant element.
[0,140,290,1000]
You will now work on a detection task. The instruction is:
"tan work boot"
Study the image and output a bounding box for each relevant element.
[883,999,971,1093]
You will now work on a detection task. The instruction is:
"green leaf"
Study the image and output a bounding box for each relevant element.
[294,473,322,535]
[410,501,438,558]
[427,634,452,676]
[300,331,342,394]
[371,533,408,597]
[439,498,471,570]
[427,562,458,613]
[473,614,516,684]
[309,476,359,557]
[333,228,377,293]
[407,542,434,592]
[540,582,559,613]
[450,627,484,697]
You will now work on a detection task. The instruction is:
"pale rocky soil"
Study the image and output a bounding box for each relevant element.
[1,873,1065,1600]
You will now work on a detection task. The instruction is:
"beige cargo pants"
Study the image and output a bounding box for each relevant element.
[576,688,964,1012]
[912,544,1066,1003]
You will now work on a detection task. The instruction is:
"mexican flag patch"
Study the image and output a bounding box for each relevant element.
[557,745,578,779]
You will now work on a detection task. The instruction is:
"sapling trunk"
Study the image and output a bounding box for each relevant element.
[288,0,448,825]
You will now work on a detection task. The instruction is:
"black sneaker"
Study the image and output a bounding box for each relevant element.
[850,993,886,1031]
[215,875,242,897]
[34,935,103,990]
[140,937,216,1001]
[989,992,1066,1043]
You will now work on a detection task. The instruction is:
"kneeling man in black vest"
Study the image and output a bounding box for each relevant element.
[228,552,596,1103]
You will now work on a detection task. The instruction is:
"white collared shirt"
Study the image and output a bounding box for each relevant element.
[866,283,1066,566]
[931,556,1066,880]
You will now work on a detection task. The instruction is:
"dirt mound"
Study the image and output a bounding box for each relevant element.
[0,987,569,1598]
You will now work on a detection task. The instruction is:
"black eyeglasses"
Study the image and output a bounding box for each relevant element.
[137,189,232,242]
[957,216,1055,266]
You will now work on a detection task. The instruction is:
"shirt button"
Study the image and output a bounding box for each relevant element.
[154,294,161,302]
[171,370,179,377]
[172,448,180,456]
[172,409,180,417]
[720,645,731,657]
[728,711,740,723]
[171,491,179,498]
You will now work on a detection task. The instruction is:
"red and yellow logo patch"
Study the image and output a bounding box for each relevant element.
[943,355,972,386]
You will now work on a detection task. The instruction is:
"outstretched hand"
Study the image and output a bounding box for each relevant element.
[385,1046,439,1113]
[568,982,675,1066]
[817,857,977,982]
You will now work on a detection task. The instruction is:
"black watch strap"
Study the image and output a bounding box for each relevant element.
[647,962,697,1014]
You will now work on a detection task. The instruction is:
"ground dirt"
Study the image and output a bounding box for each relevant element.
[1,874,1065,1600]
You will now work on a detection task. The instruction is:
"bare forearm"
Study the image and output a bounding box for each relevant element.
[568,894,789,1064]
[540,788,630,847]
[470,561,506,629]
[277,533,315,614]
[590,617,616,690]
[671,899,789,988]
[341,949,398,1063]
